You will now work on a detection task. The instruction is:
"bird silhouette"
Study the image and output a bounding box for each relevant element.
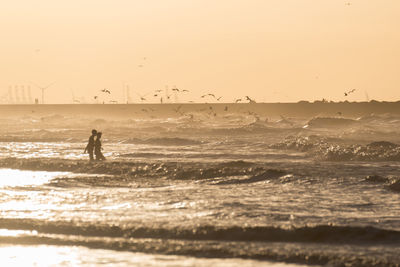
[235,99,242,103]
[245,96,256,103]
[101,89,111,94]
[217,96,223,101]
[182,89,189,92]
[344,89,356,96]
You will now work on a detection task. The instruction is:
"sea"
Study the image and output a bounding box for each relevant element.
[0,107,399,266]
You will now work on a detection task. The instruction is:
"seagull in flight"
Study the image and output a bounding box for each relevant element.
[344,89,356,96]
[245,96,256,103]
[101,89,111,94]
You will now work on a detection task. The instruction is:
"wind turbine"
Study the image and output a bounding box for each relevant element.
[31,82,55,104]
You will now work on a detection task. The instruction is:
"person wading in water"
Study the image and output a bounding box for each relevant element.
[95,132,106,161]
[84,129,97,161]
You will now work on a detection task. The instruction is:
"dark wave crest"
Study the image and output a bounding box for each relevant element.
[0,158,286,184]
[0,218,399,245]
[271,136,400,161]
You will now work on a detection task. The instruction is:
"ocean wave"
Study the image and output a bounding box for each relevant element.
[121,137,203,146]
[389,180,400,192]
[0,218,399,245]
[0,158,281,182]
[304,117,359,128]
[271,136,400,161]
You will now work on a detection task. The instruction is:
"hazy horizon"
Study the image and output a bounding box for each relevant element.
[1,0,399,104]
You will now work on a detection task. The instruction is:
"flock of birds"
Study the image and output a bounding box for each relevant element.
[91,87,356,104]
[91,86,260,104]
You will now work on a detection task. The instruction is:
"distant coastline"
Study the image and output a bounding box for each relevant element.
[0,101,399,118]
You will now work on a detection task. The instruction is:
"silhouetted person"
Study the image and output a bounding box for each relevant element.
[95,132,106,161]
[84,129,97,161]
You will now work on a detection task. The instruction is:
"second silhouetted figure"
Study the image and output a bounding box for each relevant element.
[95,132,106,161]
[84,129,97,161]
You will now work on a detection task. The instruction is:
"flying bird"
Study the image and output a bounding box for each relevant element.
[101,89,111,94]
[344,89,356,96]
[235,99,242,103]
[217,96,223,101]
[245,96,256,103]
[135,92,150,102]
[182,89,189,92]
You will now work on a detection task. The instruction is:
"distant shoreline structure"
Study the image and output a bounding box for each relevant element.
[0,101,399,118]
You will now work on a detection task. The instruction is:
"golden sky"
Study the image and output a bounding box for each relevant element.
[0,0,399,103]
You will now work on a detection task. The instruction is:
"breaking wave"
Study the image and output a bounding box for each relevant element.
[271,136,400,161]
[304,117,359,128]
[0,158,289,184]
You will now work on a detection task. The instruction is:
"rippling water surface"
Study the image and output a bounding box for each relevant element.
[0,111,399,266]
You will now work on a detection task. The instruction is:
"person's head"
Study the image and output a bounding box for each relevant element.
[92,129,97,135]
[97,132,102,139]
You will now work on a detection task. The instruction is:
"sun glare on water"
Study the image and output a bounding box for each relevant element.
[0,169,66,188]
